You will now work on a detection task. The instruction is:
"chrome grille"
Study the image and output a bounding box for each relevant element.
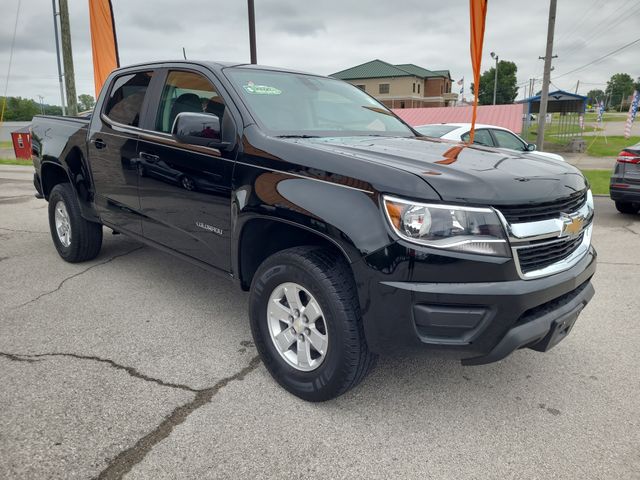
[515,233,585,274]
[498,190,594,280]
[497,190,587,224]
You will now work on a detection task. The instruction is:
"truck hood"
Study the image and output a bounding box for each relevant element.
[297,136,587,205]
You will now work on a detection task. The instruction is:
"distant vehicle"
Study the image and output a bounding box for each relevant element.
[415,123,565,162]
[610,142,640,214]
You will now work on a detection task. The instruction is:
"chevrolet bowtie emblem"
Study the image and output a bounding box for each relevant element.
[561,215,584,237]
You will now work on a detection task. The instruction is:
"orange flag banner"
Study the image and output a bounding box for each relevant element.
[469,0,488,144]
[89,0,120,97]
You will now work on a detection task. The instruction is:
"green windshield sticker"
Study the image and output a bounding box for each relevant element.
[243,82,282,95]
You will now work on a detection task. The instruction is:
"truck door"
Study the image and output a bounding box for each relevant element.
[136,69,235,271]
[88,70,154,235]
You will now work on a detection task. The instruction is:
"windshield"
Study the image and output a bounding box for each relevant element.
[415,124,458,138]
[225,68,415,137]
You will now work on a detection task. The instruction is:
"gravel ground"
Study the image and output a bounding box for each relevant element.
[1,165,639,480]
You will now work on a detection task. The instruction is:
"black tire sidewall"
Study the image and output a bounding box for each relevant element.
[250,255,355,401]
[615,201,640,214]
[47,183,102,262]
[48,185,75,261]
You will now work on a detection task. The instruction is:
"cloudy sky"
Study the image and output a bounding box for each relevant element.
[1,0,639,105]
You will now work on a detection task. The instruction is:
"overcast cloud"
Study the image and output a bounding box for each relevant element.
[1,0,638,105]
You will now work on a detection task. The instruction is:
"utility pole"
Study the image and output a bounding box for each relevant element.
[537,0,557,152]
[490,52,499,105]
[51,0,66,115]
[37,95,45,114]
[248,0,257,64]
[58,0,77,116]
[575,80,580,94]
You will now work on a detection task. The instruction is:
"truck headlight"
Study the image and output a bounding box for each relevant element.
[383,195,510,257]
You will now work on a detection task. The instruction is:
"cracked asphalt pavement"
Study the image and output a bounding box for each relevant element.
[1,165,639,479]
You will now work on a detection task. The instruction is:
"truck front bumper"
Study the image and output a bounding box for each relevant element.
[357,245,596,364]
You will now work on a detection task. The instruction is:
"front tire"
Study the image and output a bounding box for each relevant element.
[615,201,640,214]
[48,183,103,262]
[249,246,377,402]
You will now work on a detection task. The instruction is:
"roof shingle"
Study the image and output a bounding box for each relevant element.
[331,60,452,80]
[331,59,412,80]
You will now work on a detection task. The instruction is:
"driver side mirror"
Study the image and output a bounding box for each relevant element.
[172,112,229,149]
[526,143,537,152]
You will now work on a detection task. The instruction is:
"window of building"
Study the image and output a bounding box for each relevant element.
[400,101,405,108]
[417,83,420,94]
[355,85,366,91]
[155,70,225,133]
[379,83,390,94]
[104,71,154,127]
[413,83,415,93]
[440,85,444,94]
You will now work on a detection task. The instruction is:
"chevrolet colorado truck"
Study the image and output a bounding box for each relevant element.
[30,60,596,401]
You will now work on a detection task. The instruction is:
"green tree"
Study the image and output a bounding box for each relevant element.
[44,105,63,116]
[586,89,605,105]
[77,94,95,112]
[470,60,518,105]
[605,73,634,108]
[0,96,39,121]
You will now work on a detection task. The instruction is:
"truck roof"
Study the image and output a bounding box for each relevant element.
[114,59,317,77]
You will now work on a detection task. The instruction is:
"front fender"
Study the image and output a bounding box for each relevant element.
[231,164,396,265]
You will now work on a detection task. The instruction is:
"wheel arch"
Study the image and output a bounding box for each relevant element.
[41,146,100,222]
[235,216,356,291]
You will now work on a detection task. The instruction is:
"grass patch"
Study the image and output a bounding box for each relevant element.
[583,113,627,123]
[0,157,32,166]
[581,169,610,195]
[0,140,13,148]
[584,136,640,157]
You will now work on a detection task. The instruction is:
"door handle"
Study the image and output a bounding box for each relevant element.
[140,151,159,163]
[93,138,106,149]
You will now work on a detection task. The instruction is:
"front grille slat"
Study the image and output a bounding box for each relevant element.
[516,233,584,274]
[497,191,587,224]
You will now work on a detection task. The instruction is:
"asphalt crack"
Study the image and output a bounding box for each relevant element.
[13,246,143,310]
[95,355,262,480]
[623,223,639,236]
[1,349,262,478]
[0,227,48,234]
[0,352,41,363]
[0,352,198,392]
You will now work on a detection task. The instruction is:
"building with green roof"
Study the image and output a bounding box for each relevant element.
[331,59,457,108]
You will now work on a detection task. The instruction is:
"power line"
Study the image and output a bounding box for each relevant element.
[553,36,640,79]
[555,0,599,47]
[1,0,21,124]
[559,0,640,58]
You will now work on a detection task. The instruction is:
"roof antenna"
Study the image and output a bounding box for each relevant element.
[182,47,187,60]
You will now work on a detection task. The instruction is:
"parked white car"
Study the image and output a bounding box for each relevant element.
[415,123,565,162]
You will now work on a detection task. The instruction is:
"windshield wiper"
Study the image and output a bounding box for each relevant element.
[276,134,320,138]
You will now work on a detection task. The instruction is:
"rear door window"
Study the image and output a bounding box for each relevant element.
[104,71,154,127]
[461,129,494,147]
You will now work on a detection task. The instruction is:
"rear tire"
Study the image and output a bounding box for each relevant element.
[615,201,640,214]
[249,246,377,402]
[48,183,103,262]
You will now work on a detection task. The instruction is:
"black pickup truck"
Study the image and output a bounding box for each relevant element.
[31,60,596,401]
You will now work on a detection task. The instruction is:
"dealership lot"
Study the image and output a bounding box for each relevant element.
[1,165,639,479]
